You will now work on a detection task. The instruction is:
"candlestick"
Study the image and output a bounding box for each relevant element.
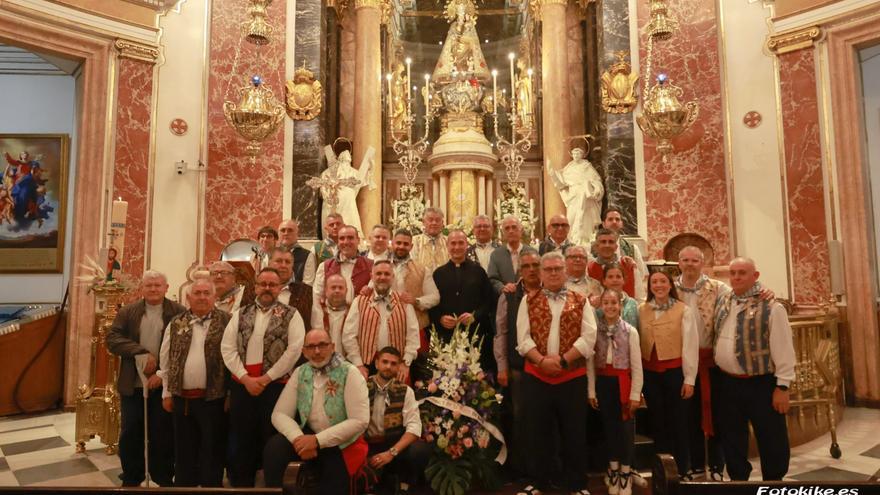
[508,53,515,105]
[423,74,430,109]
[405,57,412,114]
[491,69,498,114]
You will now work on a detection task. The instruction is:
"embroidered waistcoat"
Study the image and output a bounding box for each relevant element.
[639,301,686,361]
[594,320,633,370]
[166,309,231,400]
[714,294,776,376]
[366,378,408,440]
[356,292,408,365]
[236,303,296,375]
[526,290,585,358]
[296,360,358,449]
[411,234,449,272]
[314,240,335,264]
[325,256,373,296]
[400,261,429,328]
[619,237,635,258]
[689,279,723,347]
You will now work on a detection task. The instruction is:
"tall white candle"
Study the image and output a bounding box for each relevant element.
[424,74,430,109]
[405,57,412,114]
[508,53,516,104]
[110,198,128,263]
[491,69,498,114]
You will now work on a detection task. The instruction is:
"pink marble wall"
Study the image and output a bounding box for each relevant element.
[112,58,154,278]
[778,49,831,304]
[205,0,286,260]
[637,0,731,263]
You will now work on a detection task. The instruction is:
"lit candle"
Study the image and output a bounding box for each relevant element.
[491,69,498,114]
[424,74,430,109]
[110,198,128,264]
[405,57,412,110]
[508,53,516,103]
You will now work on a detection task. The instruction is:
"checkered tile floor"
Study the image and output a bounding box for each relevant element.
[0,408,878,487]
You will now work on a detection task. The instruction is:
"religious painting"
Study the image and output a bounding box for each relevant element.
[0,134,70,273]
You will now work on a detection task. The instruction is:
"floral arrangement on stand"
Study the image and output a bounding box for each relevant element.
[75,255,139,293]
[441,218,476,244]
[494,182,537,240]
[415,325,505,495]
[390,184,426,235]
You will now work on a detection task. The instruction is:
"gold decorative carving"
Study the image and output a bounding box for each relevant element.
[285,62,324,121]
[243,0,273,46]
[224,76,286,156]
[353,0,391,23]
[114,39,159,63]
[768,26,822,54]
[600,51,639,114]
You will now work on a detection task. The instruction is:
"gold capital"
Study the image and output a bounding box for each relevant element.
[353,0,385,10]
[114,39,160,64]
[768,26,822,55]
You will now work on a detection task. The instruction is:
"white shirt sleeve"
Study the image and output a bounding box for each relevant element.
[265,311,305,381]
[315,366,370,448]
[516,294,536,357]
[769,304,796,387]
[342,300,363,366]
[681,306,700,386]
[313,262,326,306]
[416,269,440,310]
[572,300,597,359]
[402,387,422,437]
[221,313,248,379]
[629,328,644,401]
[158,322,172,399]
[311,303,325,330]
[404,304,420,366]
[587,356,596,399]
[272,367,304,442]
[302,251,317,286]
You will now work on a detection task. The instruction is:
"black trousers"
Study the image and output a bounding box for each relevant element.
[643,367,691,475]
[716,372,790,481]
[263,432,349,492]
[227,380,285,486]
[118,388,174,486]
[172,396,226,487]
[367,437,432,487]
[523,373,588,491]
[689,367,725,472]
[595,375,635,466]
[500,369,533,479]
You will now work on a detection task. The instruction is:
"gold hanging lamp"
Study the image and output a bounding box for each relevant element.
[223,75,285,156]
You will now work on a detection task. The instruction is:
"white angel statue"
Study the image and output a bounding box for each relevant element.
[546,147,604,246]
[309,145,376,236]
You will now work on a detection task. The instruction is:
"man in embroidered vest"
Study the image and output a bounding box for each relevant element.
[516,251,597,494]
[251,225,278,272]
[210,261,253,314]
[106,270,183,487]
[389,228,439,332]
[221,267,306,487]
[431,229,496,371]
[598,208,647,300]
[410,207,448,273]
[494,248,541,481]
[566,245,602,299]
[279,218,317,286]
[713,257,795,481]
[489,215,528,297]
[366,224,392,262]
[589,228,637,299]
[157,278,230,487]
[313,224,374,312]
[539,214,573,255]
[264,328,370,491]
[366,347,431,493]
[270,247,313,329]
[312,274,349,354]
[343,260,420,382]
[314,212,344,264]
[466,214,500,271]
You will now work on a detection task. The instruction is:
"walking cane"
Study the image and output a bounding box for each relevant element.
[135,359,152,487]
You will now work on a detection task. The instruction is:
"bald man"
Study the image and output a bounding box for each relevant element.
[713,257,795,481]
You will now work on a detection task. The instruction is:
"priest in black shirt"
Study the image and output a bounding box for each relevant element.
[430,229,496,371]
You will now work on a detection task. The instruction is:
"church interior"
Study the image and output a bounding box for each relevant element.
[2,0,880,490]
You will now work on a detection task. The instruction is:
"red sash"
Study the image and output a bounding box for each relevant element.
[642,347,683,373]
[698,347,715,437]
[232,362,288,384]
[524,361,586,384]
[597,364,634,421]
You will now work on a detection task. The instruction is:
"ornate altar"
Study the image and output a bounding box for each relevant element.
[74,283,128,454]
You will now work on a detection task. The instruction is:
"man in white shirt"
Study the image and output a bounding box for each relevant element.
[389,228,439,332]
[158,279,230,487]
[343,260,420,382]
[209,260,252,314]
[313,225,374,310]
[565,245,602,299]
[220,267,306,487]
[366,224,392,262]
[713,257,795,481]
[365,347,431,493]
[270,248,313,329]
[312,274,349,354]
[279,218,317,286]
[466,214,499,271]
[264,328,369,490]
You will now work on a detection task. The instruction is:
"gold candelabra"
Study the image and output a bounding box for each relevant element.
[489,53,534,183]
[386,57,439,186]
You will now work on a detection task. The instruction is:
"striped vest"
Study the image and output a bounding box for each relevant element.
[714,294,776,376]
[355,292,408,365]
[366,377,408,440]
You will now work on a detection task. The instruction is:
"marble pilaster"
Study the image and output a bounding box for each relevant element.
[540,0,570,220]
[353,0,383,234]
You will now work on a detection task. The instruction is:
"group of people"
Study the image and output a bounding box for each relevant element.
[106,206,796,495]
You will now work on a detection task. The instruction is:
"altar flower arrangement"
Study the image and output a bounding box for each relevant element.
[416,325,504,495]
[390,184,426,235]
[494,183,536,240]
[442,218,476,244]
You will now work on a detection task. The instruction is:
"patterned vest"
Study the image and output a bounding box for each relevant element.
[236,303,297,375]
[619,237,635,258]
[678,276,723,348]
[165,309,231,400]
[325,256,373,296]
[714,294,776,376]
[355,292,408,365]
[366,377,408,440]
[286,282,313,330]
[639,301,686,361]
[412,234,449,272]
[526,290,586,359]
[399,261,429,328]
[594,319,633,370]
[291,245,311,283]
[296,358,358,449]
[314,240,335,264]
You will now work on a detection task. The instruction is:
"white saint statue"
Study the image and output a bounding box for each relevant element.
[546,147,604,246]
[310,145,375,236]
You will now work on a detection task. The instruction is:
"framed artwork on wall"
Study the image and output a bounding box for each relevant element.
[0,134,70,273]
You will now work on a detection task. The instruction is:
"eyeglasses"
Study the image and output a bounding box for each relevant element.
[521,262,540,270]
[542,266,565,272]
[550,223,569,228]
[210,271,234,277]
[256,282,280,288]
[566,255,586,260]
[303,342,332,351]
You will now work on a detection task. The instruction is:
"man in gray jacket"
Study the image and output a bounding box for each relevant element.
[106,270,185,486]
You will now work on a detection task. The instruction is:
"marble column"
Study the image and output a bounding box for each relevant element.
[439,172,448,217]
[477,173,486,215]
[540,0,570,219]
[433,177,440,208]
[353,0,383,233]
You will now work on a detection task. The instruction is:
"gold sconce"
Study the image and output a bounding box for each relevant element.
[223,75,285,156]
[244,0,273,45]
